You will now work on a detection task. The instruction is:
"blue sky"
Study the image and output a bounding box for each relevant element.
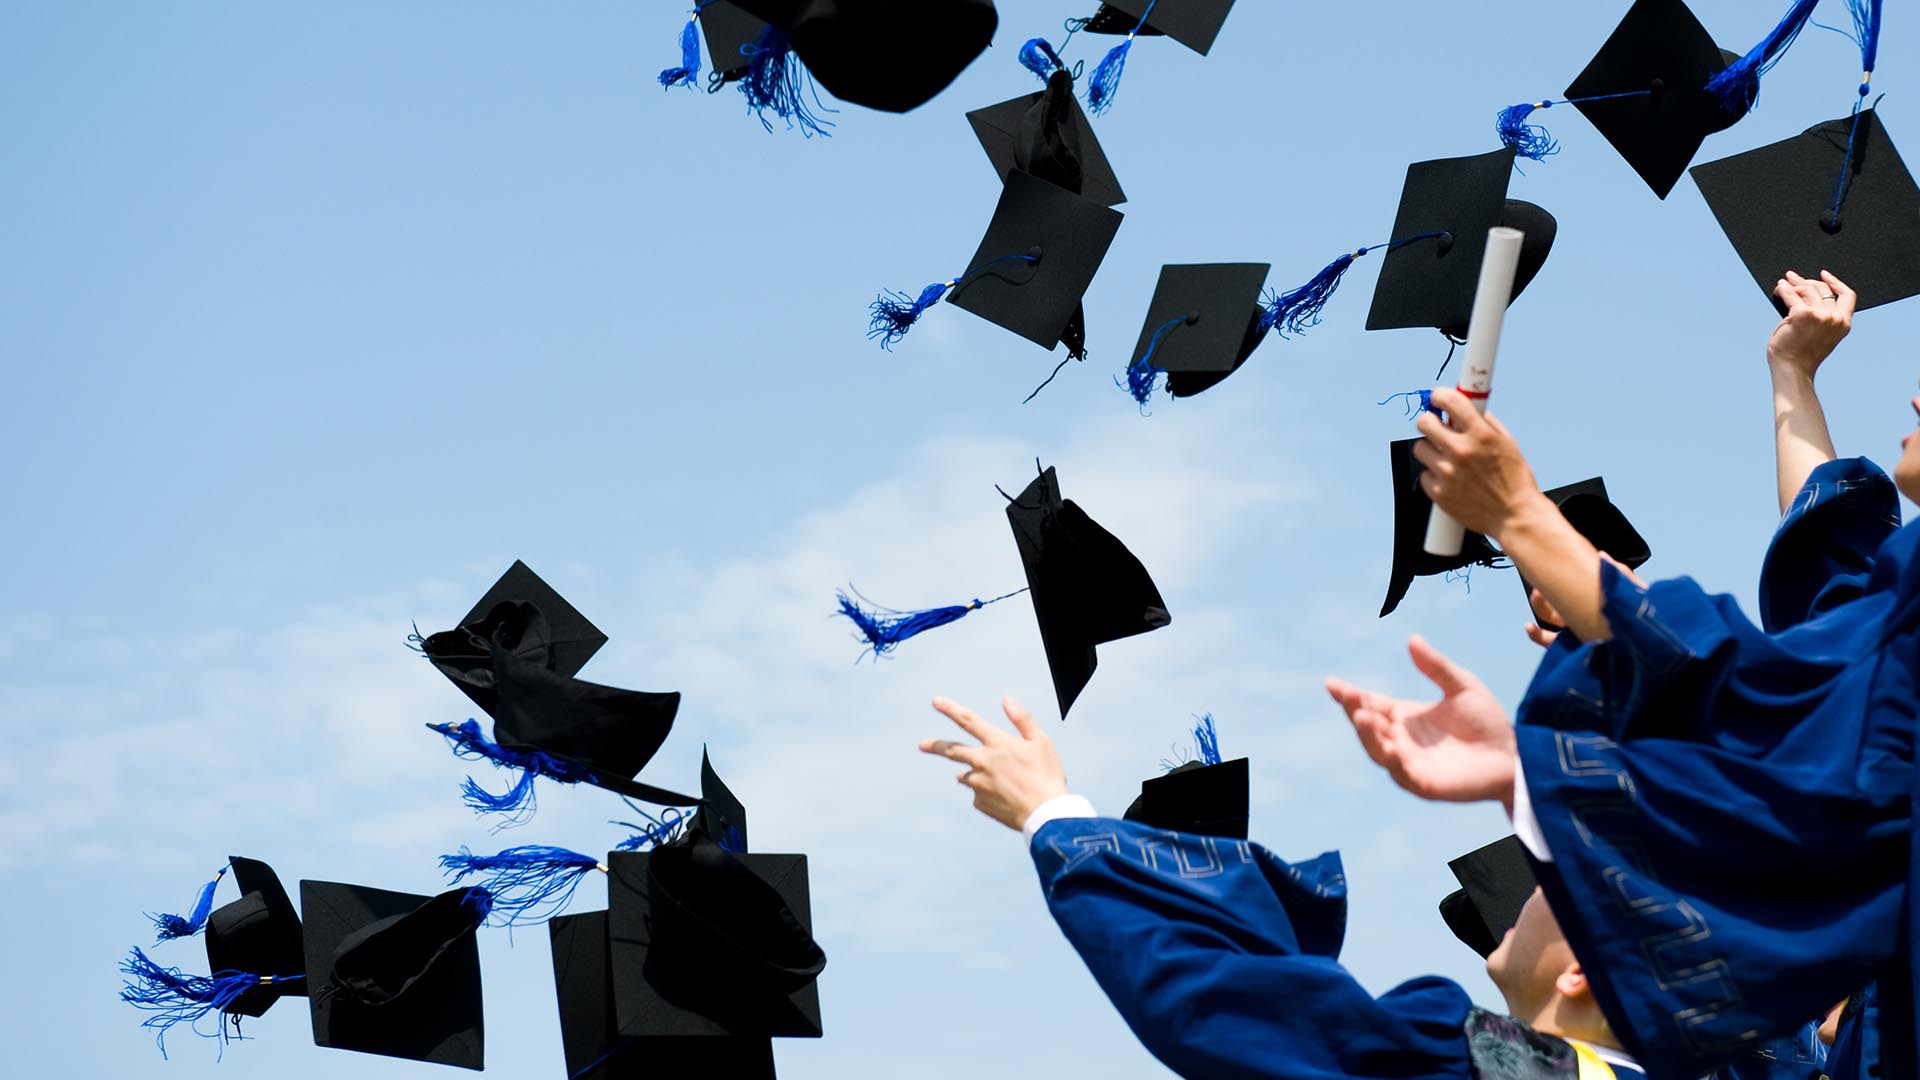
[3,2,1916,1077]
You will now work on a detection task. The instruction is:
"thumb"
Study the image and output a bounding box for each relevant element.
[1408,634,1478,696]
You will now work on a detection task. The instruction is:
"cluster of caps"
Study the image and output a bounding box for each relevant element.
[120,563,827,1076]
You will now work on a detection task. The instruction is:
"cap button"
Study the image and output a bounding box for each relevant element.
[1820,212,1843,236]
[1025,245,1044,262]
[1650,77,1667,94]
[1184,310,1200,325]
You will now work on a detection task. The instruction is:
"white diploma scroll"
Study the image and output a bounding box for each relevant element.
[1423,226,1525,557]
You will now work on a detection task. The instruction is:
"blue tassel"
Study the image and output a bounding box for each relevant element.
[1705,0,1821,112]
[738,26,834,138]
[1086,38,1133,115]
[1378,388,1434,420]
[613,807,692,851]
[119,948,299,1059]
[148,865,229,943]
[1020,38,1064,81]
[428,719,594,826]
[1116,313,1187,409]
[1261,253,1358,338]
[720,823,746,853]
[1496,101,1559,161]
[1853,0,1883,94]
[658,9,703,89]
[439,845,602,927]
[834,587,1024,659]
[867,281,950,349]
[1192,714,1221,766]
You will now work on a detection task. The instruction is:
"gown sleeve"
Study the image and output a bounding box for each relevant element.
[1760,457,1901,634]
[1030,817,1473,1080]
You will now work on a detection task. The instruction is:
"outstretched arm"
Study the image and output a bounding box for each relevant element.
[1767,271,1853,513]
[1326,635,1517,811]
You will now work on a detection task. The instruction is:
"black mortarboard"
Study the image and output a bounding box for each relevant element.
[607,836,826,1039]
[419,560,608,716]
[550,910,776,1080]
[967,71,1126,208]
[1693,108,1920,315]
[1122,758,1250,839]
[302,881,487,1070]
[1381,438,1506,618]
[1441,836,1537,959]
[1524,477,1652,630]
[1123,263,1270,403]
[1366,147,1558,337]
[690,748,750,853]
[1080,0,1235,55]
[1005,464,1171,718]
[206,857,308,1018]
[483,647,692,805]
[728,0,996,112]
[699,1,775,84]
[945,170,1125,350]
[1549,0,1746,198]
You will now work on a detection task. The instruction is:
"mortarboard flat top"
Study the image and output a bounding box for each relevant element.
[1443,836,1538,958]
[421,560,608,718]
[1005,464,1171,718]
[946,169,1125,350]
[700,1,775,83]
[608,842,825,1039]
[1084,0,1235,55]
[1692,108,1920,315]
[486,647,697,807]
[550,910,776,1080]
[966,73,1127,208]
[729,0,997,113]
[1129,263,1271,398]
[1122,758,1250,839]
[205,856,307,1019]
[1564,0,1746,199]
[1368,147,1562,335]
[1381,438,1505,617]
[301,881,485,1071]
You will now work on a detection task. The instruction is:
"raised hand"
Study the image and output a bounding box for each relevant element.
[1768,270,1856,381]
[919,696,1068,831]
[1326,636,1517,809]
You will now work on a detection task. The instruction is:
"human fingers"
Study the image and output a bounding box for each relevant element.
[1823,271,1858,318]
[1774,278,1804,312]
[920,739,985,767]
[1002,696,1044,740]
[1408,634,1479,695]
[931,696,1001,744]
[1525,622,1558,649]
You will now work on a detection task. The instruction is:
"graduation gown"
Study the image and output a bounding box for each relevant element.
[1031,816,1647,1078]
[1511,458,1916,1080]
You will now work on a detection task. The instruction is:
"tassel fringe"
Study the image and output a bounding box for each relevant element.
[148,865,229,943]
[867,281,950,349]
[119,948,296,1059]
[1496,101,1559,161]
[429,719,594,827]
[658,11,703,89]
[1192,714,1221,766]
[738,26,834,137]
[439,845,602,927]
[1705,0,1821,112]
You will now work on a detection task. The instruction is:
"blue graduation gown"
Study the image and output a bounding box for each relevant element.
[1826,985,1881,1080]
[1032,816,1642,1079]
[1512,458,1917,1080]
[1710,1021,1826,1080]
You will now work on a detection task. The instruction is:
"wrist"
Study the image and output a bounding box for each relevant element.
[1494,490,1561,544]
[1767,353,1819,389]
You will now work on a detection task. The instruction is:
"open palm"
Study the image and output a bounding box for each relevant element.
[1327,636,1516,807]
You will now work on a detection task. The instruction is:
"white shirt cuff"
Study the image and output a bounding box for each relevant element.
[1511,755,1553,863]
[1022,793,1097,843]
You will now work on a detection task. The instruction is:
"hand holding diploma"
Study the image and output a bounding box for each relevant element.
[1423,226,1525,556]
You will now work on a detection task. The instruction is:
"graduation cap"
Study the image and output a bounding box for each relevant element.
[1077,1,1238,113]
[608,834,826,1040]
[1119,262,1271,406]
[1693,107,1920,315]
[1526,478,1652,630]
[726,0,996,113]
[418,562,696,816]
[659,1,776,89]
[1365,148,1558,338]
[121,858,308,1057]
[416,560,608,717]
[1439,836,1537,959]
[302,882,489,1070]
[1380,438,1507,618]
[1006,463,1171,718]
[869,169,1124,356]
[550,910,778,1080]
[967,71,1126,209]
[1122,715,1250,839]
[1490,0,1746,197]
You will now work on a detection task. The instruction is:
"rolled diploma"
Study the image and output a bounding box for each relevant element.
[1423,226,1525,557]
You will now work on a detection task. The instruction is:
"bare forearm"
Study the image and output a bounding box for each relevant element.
[1495,494,1612,642]
[1770,364,1837,513]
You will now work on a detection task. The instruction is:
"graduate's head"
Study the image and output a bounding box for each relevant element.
[1896,388,1920,504]
[1485,888,1613,1044]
